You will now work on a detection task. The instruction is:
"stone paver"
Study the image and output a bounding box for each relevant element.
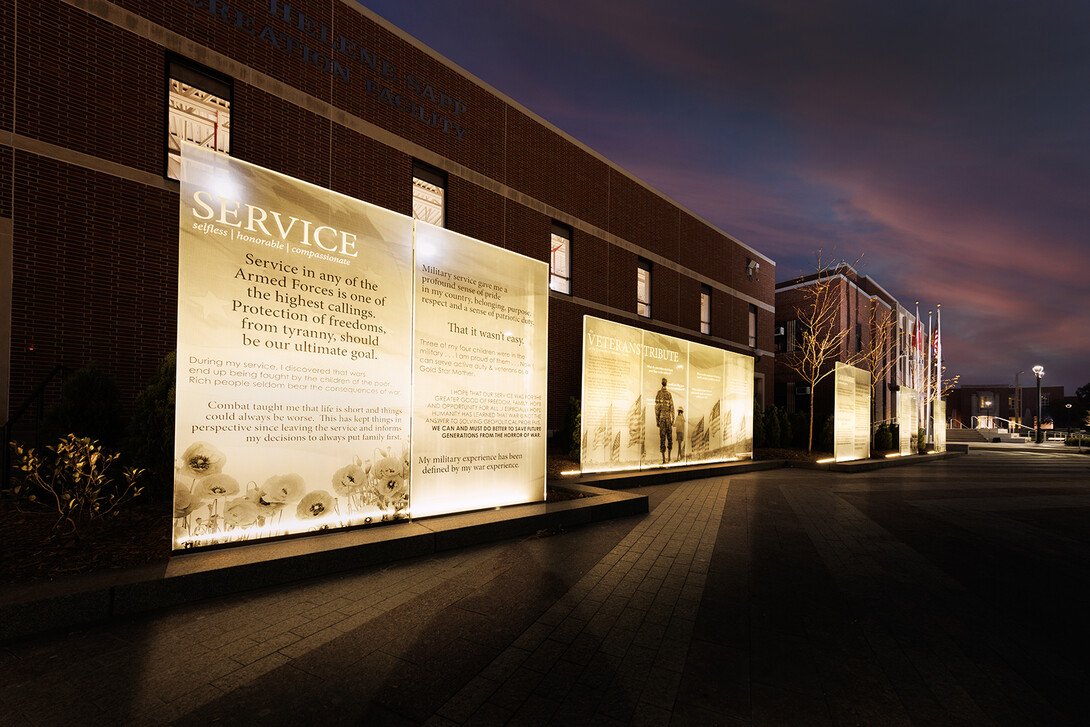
[438,478,729,725]
[1,449,1088,725]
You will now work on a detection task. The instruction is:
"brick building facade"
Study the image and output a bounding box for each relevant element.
[774,265,912,427]
[1,0,775,438]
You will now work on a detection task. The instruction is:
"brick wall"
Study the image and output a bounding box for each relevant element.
[5,0,776,435]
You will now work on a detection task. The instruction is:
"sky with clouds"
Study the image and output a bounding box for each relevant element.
[360,0,1090,393]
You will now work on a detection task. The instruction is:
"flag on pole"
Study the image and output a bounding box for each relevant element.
[709,400,721,448]
[926,310,933,441]
[914,302,923,391]
[627,395,642,446]
[692,416,706,454]
[935,304,942,401]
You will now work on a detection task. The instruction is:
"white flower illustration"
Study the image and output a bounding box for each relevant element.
[331,464,367,496]
[195,473,240,498]
[178,441,226,478]
[297,490,334,519]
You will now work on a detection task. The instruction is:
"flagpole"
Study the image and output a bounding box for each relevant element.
[936,303,942,408]
[915,302,922,434]
[926,309,933,444]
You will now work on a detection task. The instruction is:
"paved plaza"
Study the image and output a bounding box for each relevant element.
[2,448,1089,725]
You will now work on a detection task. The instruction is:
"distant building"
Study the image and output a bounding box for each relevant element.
[774,264,926,428]
[947,384,1065,431]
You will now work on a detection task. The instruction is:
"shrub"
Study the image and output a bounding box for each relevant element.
[124,352,177,499]
[918,427,928,454]
[40,362,123,447]
[567,397,581,459]
[780,407,794,448]
[764,406,781,447]
[753,399,765,448]
[6,435,144,542]
[820,414,834,451]
[874,423,892,450]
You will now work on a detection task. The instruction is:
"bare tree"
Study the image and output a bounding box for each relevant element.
[780,254,865,452]
[925,365,960,406]
[859,303,898,424]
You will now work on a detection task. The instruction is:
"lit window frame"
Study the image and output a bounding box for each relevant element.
[637,258,652,318]
[549,222,572,294]
[412,160,447,228]
[700,285,711,334]
[166,57,232,181]
[748,304,757,347]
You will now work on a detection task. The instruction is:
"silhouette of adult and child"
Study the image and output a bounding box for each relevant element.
[654,377,686,464]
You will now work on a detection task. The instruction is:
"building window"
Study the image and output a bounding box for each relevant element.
[412,161,446,227]
[748,304,757,347]
[855,322,863,353]
[700,285,711,334]
[637,258,652,318]
[550,222,571,294]
[167,59,231,180]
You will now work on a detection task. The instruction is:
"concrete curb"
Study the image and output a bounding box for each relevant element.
[563,459,788,490]
[787,450,966,472]
[0,484,647,643]
[560,449,967,489]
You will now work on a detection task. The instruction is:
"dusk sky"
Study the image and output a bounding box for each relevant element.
[361,0,1089,394]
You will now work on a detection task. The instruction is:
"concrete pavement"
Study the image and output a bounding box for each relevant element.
[2,448,1089,725]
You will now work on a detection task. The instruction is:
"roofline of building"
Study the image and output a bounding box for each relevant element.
[775,262,904,309]
[348,0,775,268]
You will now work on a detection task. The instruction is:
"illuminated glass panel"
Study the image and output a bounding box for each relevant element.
[637,259,651,318]
[167,78,230,181]
[550,224,571,294]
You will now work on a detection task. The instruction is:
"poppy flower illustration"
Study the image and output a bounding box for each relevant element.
[259,473,306,503]
[245,489,286,517]
[331,464,367,496]
[195,473,240,498]
[223,498,261,527]
[173,482,200,518]
[179,441,226,478]
[369,453,407,508]
[297,490,334,519]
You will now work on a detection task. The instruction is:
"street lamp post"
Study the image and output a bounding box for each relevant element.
[1033,365,1044,443]
[1015,370,1024,433]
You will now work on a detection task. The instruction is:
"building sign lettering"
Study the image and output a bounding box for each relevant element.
[181,0,469,140]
